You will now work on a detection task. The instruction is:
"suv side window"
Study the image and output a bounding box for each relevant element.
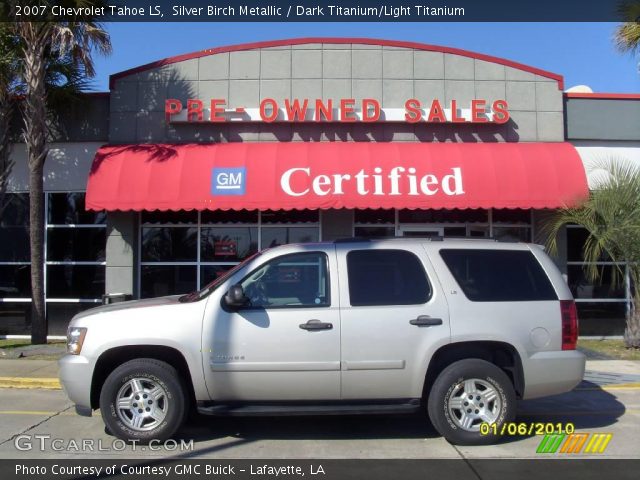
[440,249,558,302]
[347,249,431,306]
[240,252,330,308]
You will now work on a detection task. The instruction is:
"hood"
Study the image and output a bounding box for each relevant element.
[72,295,184,321]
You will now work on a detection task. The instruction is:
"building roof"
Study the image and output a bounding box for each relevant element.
[109,37,565,89]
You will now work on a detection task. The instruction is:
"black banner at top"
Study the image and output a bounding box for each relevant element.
[0,0,637,22]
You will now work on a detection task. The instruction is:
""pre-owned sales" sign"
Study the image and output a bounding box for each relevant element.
[165,98,510,124]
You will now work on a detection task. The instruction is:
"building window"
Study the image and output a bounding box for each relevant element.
[354,209,395,238]
[0,192,105,336]
[46,192,106,335]
[566,225,629,336]
[0,193,31,335]
[139,210,320,298]
[354,208,532,241]
[491,209,532,242]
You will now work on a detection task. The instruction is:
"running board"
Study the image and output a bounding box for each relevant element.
[197,399,421,417]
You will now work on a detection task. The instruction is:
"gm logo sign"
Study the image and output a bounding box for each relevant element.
[212,167,246,195]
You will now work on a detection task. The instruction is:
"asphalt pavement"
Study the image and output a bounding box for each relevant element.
[0,359,637,460]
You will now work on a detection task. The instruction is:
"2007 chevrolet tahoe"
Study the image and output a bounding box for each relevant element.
[59,238,585,445]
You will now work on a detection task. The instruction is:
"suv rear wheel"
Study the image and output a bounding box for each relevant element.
[99,358,187,443]
[427,358,515,445]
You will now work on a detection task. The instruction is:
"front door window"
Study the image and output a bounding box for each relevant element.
[240,252,330,308]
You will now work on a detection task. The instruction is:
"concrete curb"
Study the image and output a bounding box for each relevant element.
[0,377,61,390]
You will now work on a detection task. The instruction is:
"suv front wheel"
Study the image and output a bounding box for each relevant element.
[427,359,516,445]
[100,358,187,443]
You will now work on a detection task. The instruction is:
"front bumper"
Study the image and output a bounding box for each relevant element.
[522,350,586,399]
[58,354,93,415]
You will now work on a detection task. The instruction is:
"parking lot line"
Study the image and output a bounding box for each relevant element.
[575,383,640,391]
[520,409,638,416]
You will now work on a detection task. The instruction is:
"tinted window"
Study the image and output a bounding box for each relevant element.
[46,265,105,299]
[1,193,29,226]
[141,227,197,261]
[347,250,431,306]
[260,227,318,249]
[0,227,29,262]
[440,249,557,302]
[240,252,329,308]
[200,227,258,262]
[47,229,106,261]
[48,192,105,224]
[140,265,197,298]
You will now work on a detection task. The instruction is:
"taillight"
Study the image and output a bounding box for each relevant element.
[560,300,579,350]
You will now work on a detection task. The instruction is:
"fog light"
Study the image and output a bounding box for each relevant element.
[67,327,87,355]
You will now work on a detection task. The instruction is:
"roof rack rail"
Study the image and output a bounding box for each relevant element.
[334,237,372,243]
[333,236,523,243]
[493,237,521,243]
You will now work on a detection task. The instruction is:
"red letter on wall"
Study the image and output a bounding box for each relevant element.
[260,98,279,122]
[285,99,309,122]
[340,99,357,122]
[315,99,333,121]
[362,99,381,122]
[492,100,510,124]
[405,99,422,123]
[427,100,447,123]
[165,99,182,122]
[187,99,204,122]
[471,99,488,123]
[210,99,226,122]
[450,100,467,123]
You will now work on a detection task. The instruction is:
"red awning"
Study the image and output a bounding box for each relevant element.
[86,142,588,211]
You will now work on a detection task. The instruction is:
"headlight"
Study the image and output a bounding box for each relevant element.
[67,327,87,355]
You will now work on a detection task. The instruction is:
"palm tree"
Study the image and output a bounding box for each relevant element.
[544,162,640,348]
[10,2,111,343]
[614,2,640,54]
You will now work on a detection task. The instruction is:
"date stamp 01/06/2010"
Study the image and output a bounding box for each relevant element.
[480,423,613,455]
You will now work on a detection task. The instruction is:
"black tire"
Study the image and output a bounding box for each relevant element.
[99,358,187,443]
[427,359,516,446]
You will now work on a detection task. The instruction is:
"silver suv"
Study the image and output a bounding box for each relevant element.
[59,238,585,446]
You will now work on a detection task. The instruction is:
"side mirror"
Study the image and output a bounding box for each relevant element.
[224,283,248,308]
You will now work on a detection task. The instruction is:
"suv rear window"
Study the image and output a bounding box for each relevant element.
[439,249,557,302]
[347,249,431,306]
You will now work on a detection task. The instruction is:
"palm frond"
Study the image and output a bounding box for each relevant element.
[544,159,640,298]
[615,2,640,53]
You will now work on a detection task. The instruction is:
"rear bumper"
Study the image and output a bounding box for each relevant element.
[58,354,93,415]
[522,350,586,399]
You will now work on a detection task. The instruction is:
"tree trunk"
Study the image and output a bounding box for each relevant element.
[28,164,46,344]
[624,295,640,348]
[22,25,49,345]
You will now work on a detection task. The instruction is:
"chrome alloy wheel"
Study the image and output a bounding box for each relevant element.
[447,378,502,432]
[115,378,169,431]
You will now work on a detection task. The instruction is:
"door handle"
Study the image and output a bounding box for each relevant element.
[299,319,333,331]
[410,315,443,327]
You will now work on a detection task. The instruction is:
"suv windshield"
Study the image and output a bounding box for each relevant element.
[179,251,262,302]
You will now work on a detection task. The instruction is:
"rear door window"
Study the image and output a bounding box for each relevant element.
[347,249,431,306]
[439,249,557,302]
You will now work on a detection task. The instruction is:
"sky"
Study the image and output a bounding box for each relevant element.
[89,22,640,93]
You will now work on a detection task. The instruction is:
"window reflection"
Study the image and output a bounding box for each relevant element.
[200,227,258,262]
[141,227,197,262]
